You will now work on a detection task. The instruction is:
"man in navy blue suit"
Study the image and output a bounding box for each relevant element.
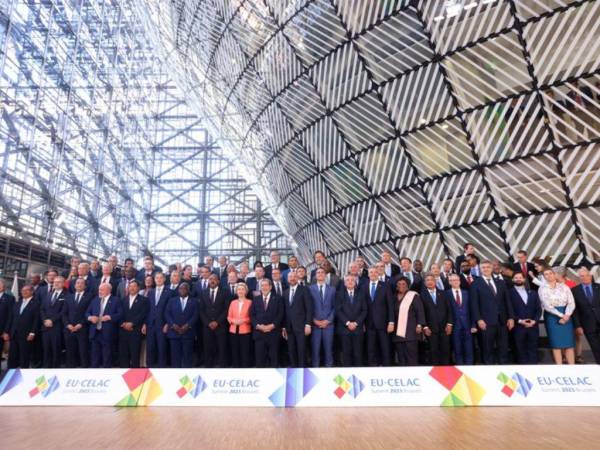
[63,277,93,367]
[364,267,394,366]
[421,274,454,365]
[145,272,170,367]
[119,280,149,368]
[282,271,313,367]
[445,274,475,365]
[198,274,230,367]
[335,275,367,367]
[7,285,39,368]
[509,272,541,364]
[40,276,66,368]
[271,268,288,298]
[87,282,122,368]
[70,263,98,296]
[470,261,515,364]
[0,279,15,346]
[166,283,198,368]
[251,278,284,367]
[309,268,336,367]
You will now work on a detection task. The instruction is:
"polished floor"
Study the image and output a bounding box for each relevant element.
[1,406,598,449]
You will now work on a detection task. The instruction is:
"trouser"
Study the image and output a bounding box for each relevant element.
[366,327,391,366]
[480,324,509,364]
[585,329,600,364]
[341,332,364,367]
[452,327,473,365]
[202,326,227,367]
[170,338,194,368]
[513,325,539,364]
[119,330,142,368]
[230,333,251,368]
[42,326,62,368]
[287,329,306,367]
[394,340,418,366]
[64,327,89,367]
[91,331,112,368]
[255,331,280,367]
[146,325,168,367]
[311,326,334,367]
[8,336,33,368]
[428,332,451,365]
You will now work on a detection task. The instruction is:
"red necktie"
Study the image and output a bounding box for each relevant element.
[521,263,527,276]
[467,275,473,285]
[455,290,461,307]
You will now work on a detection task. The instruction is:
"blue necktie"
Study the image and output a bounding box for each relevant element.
[370,283,376,302]
[586,285,593,303]
[319,285,324,305]
[431,291,436,305]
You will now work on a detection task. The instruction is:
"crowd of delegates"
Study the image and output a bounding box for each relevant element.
[0,244,599,370]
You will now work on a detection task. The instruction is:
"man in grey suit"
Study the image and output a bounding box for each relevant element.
[309,268,336,367]
[117,267,137,299]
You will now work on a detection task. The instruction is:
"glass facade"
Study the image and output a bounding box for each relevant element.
[138,0,600,271]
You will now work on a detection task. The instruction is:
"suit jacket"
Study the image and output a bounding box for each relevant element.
[282,284,313,333]
[62,291,93,328]
[198,287,230,327]
[271,279,289,298]
[509,287,541,323]
[8,297,39,339]
[116,278,135,299]
[265,263,289,280]
[459,273,477,290]
[391,272,422,293]
[444,288,473,330]
[40,289,66,331]
[470,277,514,326]
[363,280,394,330]
[98,275,119,296]
[309,284,336,325]
[86,295,122,340]
[421,288,453,333]
[135,269,161,284]
[335,287,367,335]
[572,283,600,332]
[227,299,253,334]
[384,263,401,278]
[250,293,284,337]
[0,292,15,333]
[36,283,54,304]
[165,296,198,339]
[146,287,171,328]
[69,275,98,296]
[120,294,149,331]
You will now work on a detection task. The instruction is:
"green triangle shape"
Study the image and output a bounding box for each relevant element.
[115,393,137,407]
[441,392,466,407]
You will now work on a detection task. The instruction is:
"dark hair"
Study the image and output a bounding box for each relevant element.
[463,242,474,250]
[125,258,134,264]
[253,261,264,269]
[400,257,412,264]
[314,250,325,258]
[129,279,141,288]
[394,276,411,293]
[517,249,528,256]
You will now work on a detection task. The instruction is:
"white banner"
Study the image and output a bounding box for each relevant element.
[1,365,599,407]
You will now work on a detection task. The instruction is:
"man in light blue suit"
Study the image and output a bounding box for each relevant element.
[309,268,336,367]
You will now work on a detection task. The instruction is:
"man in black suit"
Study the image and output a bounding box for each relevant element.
[459,261,476,290]
[335,275,367,367]
[7,285,39,368]
[41,277,66,368]
[167,270,182,295]
[0,279,15,341]
[310,250,328,282]
[193,266,211,297]
[265,250,289,280]
[364,267,394,366]
[282,271,313,367]
[224,270,240,300]
[89,259,102,279]
[348,261,368,292]
[455,242,476,273]
[297,266,309,286]
[573,267,600,364]
[470,261,515,364]
[99,262,118,296]
[251,278,284,367]
[107,255,122,280]
[198,274,230,367]
[62,277,93,367]
[118,280,149,368]
[512,250,537,289]
[271,268,288,298]
[394,257,422,292]
[421,274,454,365]
[37,268,58,303]
[69,262,98,296]
[381,249,400,279]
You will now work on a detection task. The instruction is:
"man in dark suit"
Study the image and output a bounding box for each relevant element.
[89,260,102,280]
[246,266,266,295]
[336,275,367,367]
[136,256,161,283]
[0,279,15,344]
[573,267,600,364]
[99,262,118,296]
[87,282,122,368]
[512,250,537,290]
[470,261,515,364]
[297,266,309,286]
[215,256,229,282]
[36,268,58,303]
[282,271,313,367]
[145,272,170,367]
[459,261,477,290]
[40,277,66,368]
[265,250,289,280]
[167,270,182,295]
[421,274,454,365]
[224,270,241,300]
[69,263,98,296]
[117,267,137,299]
[455,242,476,273]
[118,280,149,368]
[364,267,394,366]
[348,261,368,292]
[381,251,400,279]
[107,255,122,280]
[193,266,211,298]
[63,277,93,367]
[198,274,230,367]
[271,268,288,298]
[251,278,284,367]
[509,272,541,364]
[430,263,450,291]
[444,274,475,365]
[6,285,39,368]
[166,282,198,368]
[394,257,422,292]
[309,268,336,367]
[62,256,81,278]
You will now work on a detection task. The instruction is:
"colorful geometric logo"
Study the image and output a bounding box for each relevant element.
[116,369,162,406]
[29,375,59,398]
[497,372,533,398]
[430,366,486,406]
[0,369,23,396]
[176,374,207,399]
[333,374,364,399]
[270,368,319,407]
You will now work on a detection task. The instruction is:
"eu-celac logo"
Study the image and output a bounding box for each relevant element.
[29,375,59,398]
[334,374,364,399]
[497,372,533,397]
[177,374,207,399]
